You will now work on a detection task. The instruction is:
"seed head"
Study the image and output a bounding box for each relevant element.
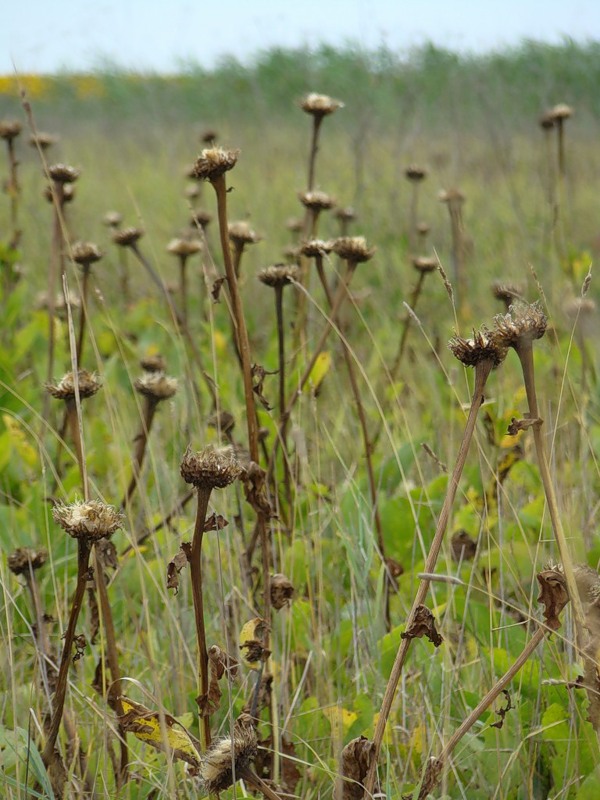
[448,328,507,368]
[112,227,143,247]
[285,217,304,233]
[417,221,430,236]
[190,209,213,228]
[53,500,123,542]
[334,206,356,222]
[0,120,22,141]
[166,237,203,258]
[199,713,257,794]
[492,281,523,307]
[103,211,123,228]
[191,147,239,182]
[300,92,344,118]
[46,370,102,400]
[228,221,260,247]
[439,187,465,205]
[200,128,218,144]
[71,241,103,267]
[180,444,242,490]
[332,236,375,264]
[48,164,80,184]
[412,256,438,273]
[36,290,80,316]
[299,190,335,212]
[494,301,548,348]
[300,239,334,258]
[270,573,294,609]
[258,263,299,288]
[44,184,75,204]
[539,111,555,130]
[405,164,427,181]
[134,373,178,401]
[550,103,574,121]
[140,354,167,373]
[29,131,57,150]
[8,547,48,575]
[207,410,235,436]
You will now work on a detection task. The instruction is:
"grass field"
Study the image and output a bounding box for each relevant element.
[1,41,600,800]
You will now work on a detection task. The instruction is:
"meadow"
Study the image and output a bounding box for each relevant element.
[1,40,600,800]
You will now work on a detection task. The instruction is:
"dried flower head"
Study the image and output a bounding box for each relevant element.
[270,573,294,609]
[439,187,465,205]
[299,190,335,212]
[0,120,22,141]
[448,328,507,368]
[334,206,356,222]
[200,128,218,144]
[180,444,242,490]
[199,713,257,794]
[300,92,344,117]
[8,547,48,575]
[48,164,80,184]
[494,301,548,348]
[140,354,167,373]
[46,369,102,400]
[113,227,143,247]
[35,290,81,314]
[282,244,301,262]
[191,147,239,182]
[53,500,123,542]
[71,241,103,267]
[134,373,178,401]
[412,256,438,273]
[550,103,574,121]
[286,217,304,233]
[29,131,57,150]
[300,238,334,258]
[44,183,75,204]
[492,281,523,306]
[166,237,203,258]
[539,111,556,130]
[405,164,427,181]
[258,263,299,288]
[185,183,200,200]
[228,221,260,246]
[207,410,235,435]
[103,211,123,228]
[332,236,375,263]
[190,209,213,228]
[417,221,430,236]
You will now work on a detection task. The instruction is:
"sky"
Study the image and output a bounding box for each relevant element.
[2,0,599,74]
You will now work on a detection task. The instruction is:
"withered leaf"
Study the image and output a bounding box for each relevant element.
[87,585,100,645]
[72,633,87,662]
[451,530,477,562]
[95,538,118,570]
[281,736,302,794]
[403,757,444,800]
[401,604,443,647]
[251,364,276,411]
[197,644,239,717]
[242,461,274,518]
[211,276,227,302]
[490,689,513,729]
[167,542,192,593]
[507,416,543,435]
[336,736,378,800]
[537,568,569,630]
[239,617,270,669]
[203,513,228,532]
[270,573,294,609]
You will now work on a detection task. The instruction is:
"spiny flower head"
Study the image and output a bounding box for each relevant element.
[492,281,523,306]
[300,92,344,118]
[405,164,427,181]
[550,103,573,121]
[439,187,465,205]
[140,354,167,373]
[258,263,299,288]
[71,241,103,267]
[8,547,48,575]
[300,239,334,258]
[198,713,257,795]
[134,373,178,401]
[103,211,123,228]
[494,301,547,348]
[180,445,242,490]
[448,328,507,368]
[190,147,239,182]
[228,221,260,246]
[29,131,57,150]
[190,209,213,228]
[53,500,123,542]
[332,236,375,264]
[48,164,80,184]
[166,237,203,257]
[112,227,143,247]
[0,120,22,141]
[46,370,102,400]
[412,256,438,273]
[299,190,335,211]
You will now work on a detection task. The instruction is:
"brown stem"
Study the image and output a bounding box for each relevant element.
[42,539,91,766]
[408,182,420,255]
[232,241,244,280]
[6,138,20,243]
[239,766,285,800]
[76,266,90,365]
[65,398,89,499]
[190,486,213,750]
[43,182,65,426]
[118,247,130,306]
[389,271,426,383]
[274,285,291,508]
[121,397,158,508]
[307,116,324,191]
[179,255,188,327]
[364,358,494,796]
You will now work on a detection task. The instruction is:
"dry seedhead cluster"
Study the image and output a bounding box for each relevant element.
[1,80,599,800]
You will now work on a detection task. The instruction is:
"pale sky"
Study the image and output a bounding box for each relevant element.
[3,0,599,74]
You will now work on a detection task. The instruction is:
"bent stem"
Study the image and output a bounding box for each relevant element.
[364,357,494,796]
[274,284,292,508]
[121,396,158,509]
[76,266,91,364]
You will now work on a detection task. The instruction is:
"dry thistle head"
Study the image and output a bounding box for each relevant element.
[134,373,178,402]
[285,216,304,234]
[448,328,507,368]
[539,111,556,130]
[200,127,218,144]
[492,281,523,307]
[199,713,257,794]
[405,164,427,181]
[270,573,294,609]
[103,211,123,228]
[299,190,336,212]
[282,244,301,262]
[191,147,239,182]
[190,208,213,228]
[48,164,80,184]
[53,500,124,542]
[46,369,102,400]
[258,263,299,288]
[207,410,235,436]
[71,241,103,268]
[166,237,203,258]
[332,236,375,264]
[300,238,334,258]
[412,256,438,273]
[180,444,242,490]
[185,183,200,200]
[494,301,548,348]
[228,221,260,247]
[44,183,75,204]
[417,221,430,236]
[334,205,356,222]
[35,290,81,315]
[140,353,167,373]
[550,103,574,121]
[300,92,344,118]
[439,187,465,205]
[113,227,143,247]
[29,131,57,150]
[8,547,48,576]
[0,120,22,141]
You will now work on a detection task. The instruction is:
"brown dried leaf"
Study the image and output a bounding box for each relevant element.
[507,416,542,435]
[211,276,227,302]
[490,689,513,729]
[271,573,294,609]
[95,537,118,570]
[451,530,477,562]
[167,542,192,593]
[242,461,274,518]
[251,363,276,411]
[537,568,569,630]
[405,757,443,800]
[336,736,378,800]
[197,645,239,717]
[203,513,228,532]
[87,584,100,645]
[281,736,302,794]
[401,604,443,647]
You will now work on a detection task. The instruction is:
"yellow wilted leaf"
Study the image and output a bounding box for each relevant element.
[304,351,331,394]
[410,722,427,756]
[238,617,268,671]
[213,330,227,355]
[2,414,38,469]
[322,704,357,742]
[118,697,201,768]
